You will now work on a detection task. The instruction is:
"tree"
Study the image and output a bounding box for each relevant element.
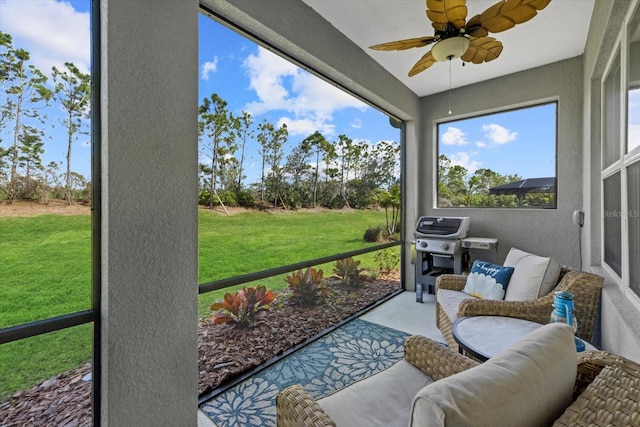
[256,119,273,205]
[284,143,312,208]
[52,62,90,204]
[438,155,468,207]
[17,127,44,178]
[256,120,287,207]
[234,111,253,195]
[266,123,288,208]
[0,32,52,200]
[336,134,354,207]
[376,184,401,235]
[373,140,400,189]
[301,131,330,208]
[198,93,236,209]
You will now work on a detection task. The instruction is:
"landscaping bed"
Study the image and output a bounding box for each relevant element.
[0,274,401,426]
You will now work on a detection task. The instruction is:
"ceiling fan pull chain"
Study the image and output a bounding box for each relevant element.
[448,59,452,115]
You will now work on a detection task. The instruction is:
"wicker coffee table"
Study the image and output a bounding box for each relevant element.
[452,316,595,361]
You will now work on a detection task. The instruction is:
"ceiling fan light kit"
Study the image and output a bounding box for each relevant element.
[431,36,470,62]
[369,0,552,76]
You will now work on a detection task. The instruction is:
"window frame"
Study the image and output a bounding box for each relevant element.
[434,100,559,209]
[600,0,640,309]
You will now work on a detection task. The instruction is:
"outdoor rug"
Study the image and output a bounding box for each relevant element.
[199,318,410,427]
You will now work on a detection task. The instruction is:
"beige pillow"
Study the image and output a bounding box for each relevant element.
[409,323,577,427]
[503,247,561,300]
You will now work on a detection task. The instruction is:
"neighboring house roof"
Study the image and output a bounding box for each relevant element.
[489,177,556,198]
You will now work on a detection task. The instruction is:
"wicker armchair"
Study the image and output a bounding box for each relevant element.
[276,335,640,427]
[436,267,604,351]
[276,335,479,427]
[553,350,640,426]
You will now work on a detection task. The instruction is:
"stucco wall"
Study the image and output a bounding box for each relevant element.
[101,0,199,424]
[418,57,585,268]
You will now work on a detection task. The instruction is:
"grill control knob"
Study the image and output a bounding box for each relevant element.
[441,242,450,251]
[419,241,428,248]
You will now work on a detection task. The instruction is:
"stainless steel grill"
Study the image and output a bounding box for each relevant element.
[414,216,470,301]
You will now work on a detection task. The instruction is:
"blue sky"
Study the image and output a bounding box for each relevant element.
[1,1,562,185]
[438,102,557,179]
[0,0,92,179]
[0,0,399,185]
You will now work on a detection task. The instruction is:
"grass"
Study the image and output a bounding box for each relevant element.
[0,207,394,400]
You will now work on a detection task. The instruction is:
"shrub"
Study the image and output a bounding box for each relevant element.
[284,267,328,306]
[236,189,255,208]
[218,190,238,207]
[198,190,212,206]
[373,248,400,273]
[210,285,276,329]
[334,257,366,287]
[363,225,384,242]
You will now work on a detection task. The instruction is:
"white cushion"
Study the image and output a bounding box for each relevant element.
[409,323,577,427]
[503,248,561,300]
[437,289,477,323]
[318,359,433,427]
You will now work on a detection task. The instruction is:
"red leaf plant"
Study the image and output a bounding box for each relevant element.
[210,285,276,329]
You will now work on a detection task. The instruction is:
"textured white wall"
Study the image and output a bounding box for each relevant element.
[600,280,640,362]
[100,1,199,425]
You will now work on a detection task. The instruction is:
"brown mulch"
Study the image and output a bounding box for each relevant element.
[0,364,93,427]
[0,276,401,426]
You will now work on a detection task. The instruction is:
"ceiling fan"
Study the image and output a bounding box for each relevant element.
[369,0,552,77]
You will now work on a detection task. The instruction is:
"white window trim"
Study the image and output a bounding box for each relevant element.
[601,0,640,310]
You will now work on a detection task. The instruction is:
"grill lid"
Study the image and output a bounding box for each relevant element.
[415,216,470,238]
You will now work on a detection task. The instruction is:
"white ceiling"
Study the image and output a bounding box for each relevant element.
[303,0,595,97]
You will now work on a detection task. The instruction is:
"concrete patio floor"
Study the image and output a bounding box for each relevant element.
[197,290,444,427]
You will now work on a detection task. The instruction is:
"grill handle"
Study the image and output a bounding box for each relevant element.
[432,253,453,259]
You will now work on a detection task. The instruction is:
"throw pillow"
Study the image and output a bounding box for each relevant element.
[462,260,514,300]
[409,323,577,427]
[503,248,561,301]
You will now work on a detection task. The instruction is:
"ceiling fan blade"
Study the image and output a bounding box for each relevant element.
[408,50,437,77]
[426,0,468,32]
[474,0,552,34]
[461,37,503,64]
[464,14,488,37]
[369,36,436,51]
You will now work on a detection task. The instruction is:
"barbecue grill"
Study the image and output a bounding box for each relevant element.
[414,216,470,300]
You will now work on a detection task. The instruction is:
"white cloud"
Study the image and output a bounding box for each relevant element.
[277,117,335,137]
[481,123,517,145]
[441,127,468,146]
[350,118,363,129]
[201,56,219,81]
[476,141,486,148]
[450,152,480,174]
[0,0,90,76]
[242,46,367,137]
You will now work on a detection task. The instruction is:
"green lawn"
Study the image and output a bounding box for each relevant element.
[0,208,394,399]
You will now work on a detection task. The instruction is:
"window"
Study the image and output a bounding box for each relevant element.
[0,0,95,423]
[628,162,640,296]
[600,3,640,302]
[603,172,622,276]
[437,102,557,208]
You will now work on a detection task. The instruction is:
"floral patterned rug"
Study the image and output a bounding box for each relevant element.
[199,318,410,426]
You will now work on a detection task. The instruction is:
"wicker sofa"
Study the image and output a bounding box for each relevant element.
[276,325,640,427]
[436,266,604,352]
